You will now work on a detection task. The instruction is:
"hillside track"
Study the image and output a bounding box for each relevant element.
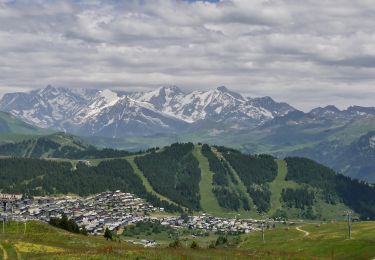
[0,243,8,260]
[295,226,310,237]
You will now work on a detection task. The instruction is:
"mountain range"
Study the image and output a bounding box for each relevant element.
[0,85,295,137]
[0,85,375,183]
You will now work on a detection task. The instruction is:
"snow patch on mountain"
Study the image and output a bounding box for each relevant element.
[0,85,298,137]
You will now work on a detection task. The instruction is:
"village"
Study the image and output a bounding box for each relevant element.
[0,191,262,246]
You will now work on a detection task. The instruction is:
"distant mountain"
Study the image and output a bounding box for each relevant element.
[0,85,97,129]
[0,85,295,137]
[287,131,375,183]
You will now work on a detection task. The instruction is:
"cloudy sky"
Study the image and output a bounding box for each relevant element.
[0,0,375,110]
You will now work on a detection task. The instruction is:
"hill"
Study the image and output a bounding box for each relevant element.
[0,111,52,145]
[0,132,134,159]
[0,111,50,135]
[0,220,374,259]
[84,114,375,183]
[287,130,375,183]
[0,143,374,220]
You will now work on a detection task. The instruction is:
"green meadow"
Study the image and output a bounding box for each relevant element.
[0,220,374,259]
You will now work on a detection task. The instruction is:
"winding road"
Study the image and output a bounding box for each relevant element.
[296,226,310,237]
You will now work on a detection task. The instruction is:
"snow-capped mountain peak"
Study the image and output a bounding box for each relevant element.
[0,85,298,138]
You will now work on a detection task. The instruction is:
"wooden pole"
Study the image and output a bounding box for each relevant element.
[348,212,352,240]
[261,223,265,243]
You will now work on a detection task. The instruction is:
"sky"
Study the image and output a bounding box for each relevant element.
[0,0,375,110]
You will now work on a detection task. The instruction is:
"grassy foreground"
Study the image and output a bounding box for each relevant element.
[0,220,374,259]
[240,221,375,259]
[0,221,246,260]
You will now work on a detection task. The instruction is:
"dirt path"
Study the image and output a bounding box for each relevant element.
[296,226,310,237]
[0,243,8,260]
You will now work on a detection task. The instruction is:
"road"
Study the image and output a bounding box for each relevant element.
[296,226,310,237]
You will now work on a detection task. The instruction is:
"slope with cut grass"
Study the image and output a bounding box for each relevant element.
[192,145,222,215]
[268,160,299,215]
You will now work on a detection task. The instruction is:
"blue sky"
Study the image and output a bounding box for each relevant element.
[0,0,374,110]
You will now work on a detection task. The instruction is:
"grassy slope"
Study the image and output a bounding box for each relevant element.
[194,146,259,218]
[0,221,260,259]
[268,160,349,220]
[240,221,375,259]
[0,132,91,158]
[193,145,260,219]
[192,145,222,215]
[0,112,50,135]
[1,220,374,259]
[0,112,52,146]
[268,160,299,215]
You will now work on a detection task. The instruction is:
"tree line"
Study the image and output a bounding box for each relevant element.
[49,214,87,235]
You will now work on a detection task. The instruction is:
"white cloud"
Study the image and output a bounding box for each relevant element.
[0,0,374,110]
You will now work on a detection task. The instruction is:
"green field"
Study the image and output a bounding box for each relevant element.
[240,221,375,259]
[0,220,374,259]
[0,221,258,259]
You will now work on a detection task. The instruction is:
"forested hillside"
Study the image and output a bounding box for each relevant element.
[135,143,201,210]
[215,146,278,213]
[0,143,374,220]
[201,144,250,211]
[285,157,375,219]
[0,158,182,212]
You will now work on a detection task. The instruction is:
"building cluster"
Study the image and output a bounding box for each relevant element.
[0,191,262,245]
[141,214,260,234]
[1,191,158,235]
